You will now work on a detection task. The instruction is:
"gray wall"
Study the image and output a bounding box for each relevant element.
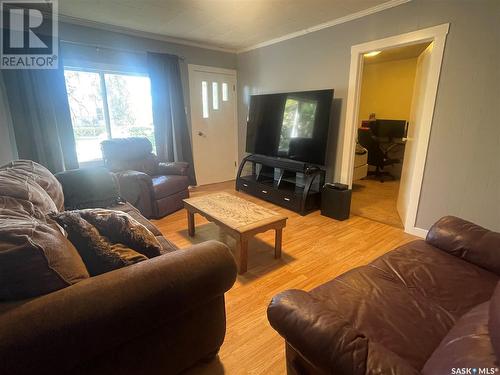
[236,0,500,231]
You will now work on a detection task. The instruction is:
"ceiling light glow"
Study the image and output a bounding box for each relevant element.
[364,50,381,57]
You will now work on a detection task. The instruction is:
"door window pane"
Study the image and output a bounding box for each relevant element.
[104,74,155,150]
[212,82,219,110]
[222,82,229,101]
[64,70,107,162]
[201,81,209,118]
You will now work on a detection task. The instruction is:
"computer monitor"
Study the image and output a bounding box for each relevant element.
[369,119,407,138]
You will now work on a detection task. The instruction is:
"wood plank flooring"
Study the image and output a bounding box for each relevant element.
[351,179,403,228]
[152,180,416,375]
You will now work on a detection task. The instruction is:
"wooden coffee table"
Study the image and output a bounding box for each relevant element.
[183,192,287,274]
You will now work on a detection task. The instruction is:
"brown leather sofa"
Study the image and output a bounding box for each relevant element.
[101,137,190,219]
[268,216,500,375]
[0,160,237,375]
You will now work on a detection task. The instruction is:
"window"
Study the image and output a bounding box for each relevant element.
[222,82,229,102]
[212,81,219,110]
[201,80,209,119]
[64,69,154,163]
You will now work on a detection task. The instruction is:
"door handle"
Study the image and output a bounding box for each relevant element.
[197,131,205,137]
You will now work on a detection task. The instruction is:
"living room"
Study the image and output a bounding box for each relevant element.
[1,1,499,374]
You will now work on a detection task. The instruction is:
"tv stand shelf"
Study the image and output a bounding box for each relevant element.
[235,154,325,215]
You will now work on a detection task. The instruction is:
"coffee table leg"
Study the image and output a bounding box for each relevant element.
[275,228,282,259]
[236,236,248,274]
[187,211,195,237]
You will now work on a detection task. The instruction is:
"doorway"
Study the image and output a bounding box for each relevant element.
[340,24,449,237]
[188,65,238,186]
[351,42,431,228]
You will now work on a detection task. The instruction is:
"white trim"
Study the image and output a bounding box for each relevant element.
[341,23,449,237]
[187,64,239,186]
[59,15,236,54]
[237,0,411,53]
[188,64,237,77]
[406,227,429,238]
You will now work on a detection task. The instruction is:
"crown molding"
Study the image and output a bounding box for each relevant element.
[236,0,412,53]
[58,0,411,56]
[58,14,237,54]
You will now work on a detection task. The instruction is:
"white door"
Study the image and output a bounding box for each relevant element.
[188,65,238,186]
[397,43,433,225]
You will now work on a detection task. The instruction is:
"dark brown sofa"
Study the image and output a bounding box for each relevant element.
[101,137,190,219]
[268,216,500,374]
[0,160,237,375]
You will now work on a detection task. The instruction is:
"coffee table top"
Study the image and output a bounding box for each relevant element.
[183,192,287,233]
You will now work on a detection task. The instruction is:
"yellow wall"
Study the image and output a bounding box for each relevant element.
[358,57,418,123]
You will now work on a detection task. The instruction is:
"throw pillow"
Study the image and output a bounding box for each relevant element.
[0,214,89,300]
[50,211,148,276]
[78,209,162,258]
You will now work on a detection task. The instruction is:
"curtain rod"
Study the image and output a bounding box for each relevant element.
[60,39,186,61]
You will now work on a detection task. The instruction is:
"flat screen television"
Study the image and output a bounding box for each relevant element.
[245,89,334,166]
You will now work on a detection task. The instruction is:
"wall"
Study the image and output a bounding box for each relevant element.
[358,58,417,122]
[236,0,500,231]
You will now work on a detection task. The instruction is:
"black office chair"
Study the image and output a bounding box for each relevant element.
[357,128,400,182]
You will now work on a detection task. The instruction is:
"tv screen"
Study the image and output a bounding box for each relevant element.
[245,89,334,165]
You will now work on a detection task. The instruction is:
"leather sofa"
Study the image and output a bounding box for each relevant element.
[101,137,190,219]
[0,160,237,375]
[268,216,500,374]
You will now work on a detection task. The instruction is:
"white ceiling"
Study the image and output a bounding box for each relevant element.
[58,0,408,52]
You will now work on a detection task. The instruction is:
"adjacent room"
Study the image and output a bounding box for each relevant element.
[351,42,431,228]
[0,1,499,374]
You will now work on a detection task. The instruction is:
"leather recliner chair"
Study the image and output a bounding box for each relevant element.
[101,137,190,219]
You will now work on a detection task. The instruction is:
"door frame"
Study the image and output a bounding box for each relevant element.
[187,64,238,185]
[340,23,449,237]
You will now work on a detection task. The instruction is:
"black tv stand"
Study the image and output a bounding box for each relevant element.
[235,154,325,215]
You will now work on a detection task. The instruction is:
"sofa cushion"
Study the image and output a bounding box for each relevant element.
[0,169,57,214]
[76,209,162,258]
[0,213,89,300]
[152,175,189,199]
[0,160,64,211]
[51,211,148,276]
[309,240,499,370]
[489,282,500,360]
[55,167,121,210]
[422,302,497,374]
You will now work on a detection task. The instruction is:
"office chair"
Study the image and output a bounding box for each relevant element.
[357,128,400,182]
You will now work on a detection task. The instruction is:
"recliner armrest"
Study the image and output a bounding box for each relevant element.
[0,240,237,374]
[426,216,500,275]
[157,162,189,176]
[114,170,154,217]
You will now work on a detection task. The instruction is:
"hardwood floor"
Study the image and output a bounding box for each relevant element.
[351,178,403,228]
[152,180,416,374]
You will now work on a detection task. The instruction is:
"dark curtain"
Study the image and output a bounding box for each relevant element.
[147,52,196,185]
[1,64,78,173]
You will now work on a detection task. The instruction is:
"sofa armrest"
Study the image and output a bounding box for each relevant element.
[0,240,237,374]
[268,290,419,375]
[157,161,189,176]
[426,216,500,275]
[115,170,155,218]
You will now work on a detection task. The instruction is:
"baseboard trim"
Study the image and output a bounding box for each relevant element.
[406,226,428,238]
